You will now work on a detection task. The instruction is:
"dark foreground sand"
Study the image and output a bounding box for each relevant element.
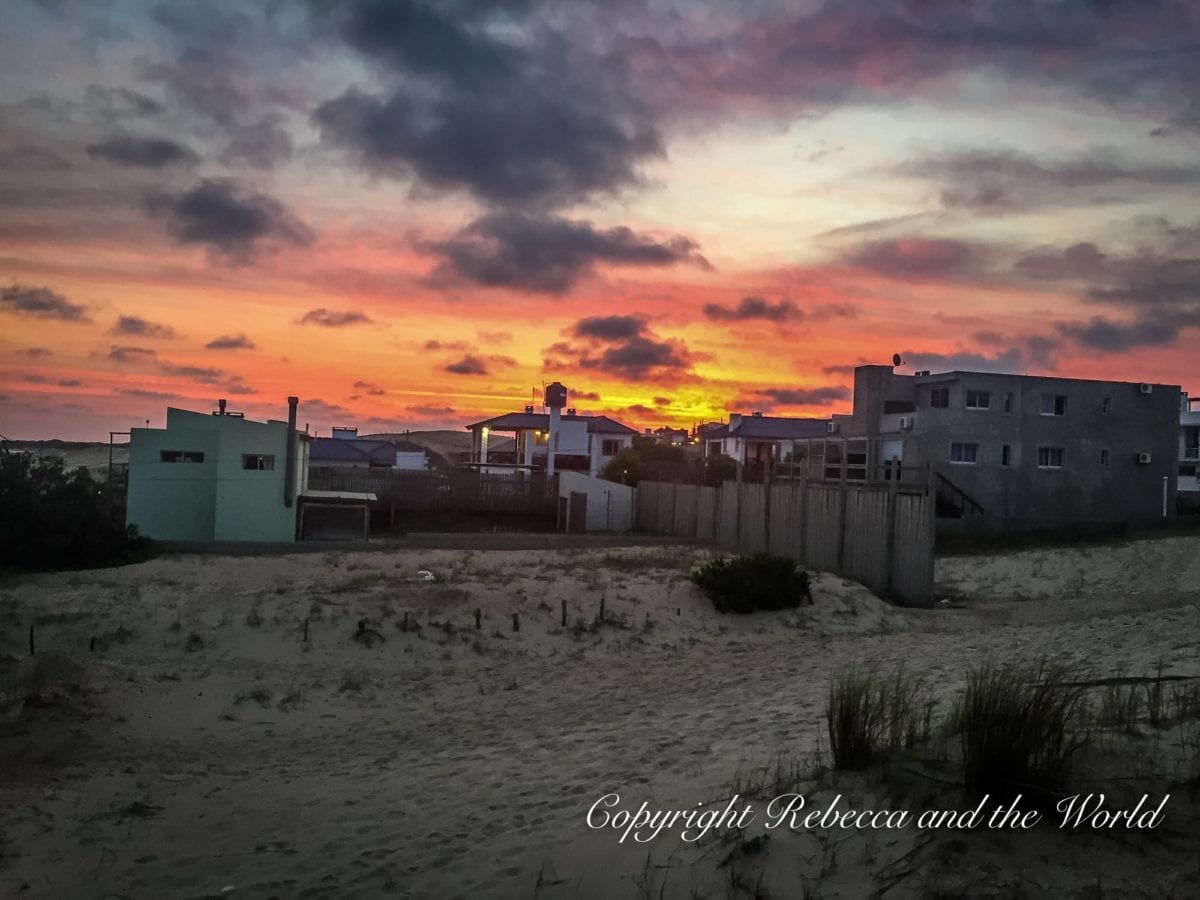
[1,537,1198,898]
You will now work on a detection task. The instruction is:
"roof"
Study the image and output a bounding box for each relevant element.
[728,415,830,440]
[466,412,638,435]
[310,437,422,463]
[300,490,377,502]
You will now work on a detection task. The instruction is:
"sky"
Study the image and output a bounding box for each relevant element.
[1,0,1198,441]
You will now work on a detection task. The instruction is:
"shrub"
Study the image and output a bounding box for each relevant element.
[691,553,811,613]
[947,660,1089,808]
[826,666,929,770]
[0,451,149,571]
[600,447,642,486]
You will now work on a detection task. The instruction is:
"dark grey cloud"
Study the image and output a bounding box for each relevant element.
[143,47,250,127]
[899,348,1028,374]
[846,237,987,281]
[205,333,256,350]
[219,115,294,169]
[407,404,455,417]
[1057,311,1200,352]
[109,314,177,339]
[158,361,224,383]
[312,0,662,207]
[444,355,489,376]
[702,296,859,323]
[108,345,158,363]
[423,339,471,351]
[299,308,371,327]
[147,179,312,262]
[1015,243,1109,281]
[57,379,81,387]
[114,387,179,400]
[574,315,645,341]
[87,135,198,168]
[1,284,89,321]
[24,374,46,384]
[747,386,850,407]
[906,150,1200,213]
[85,85,164,119]
[431,212,708,294]
[352,379,385,396]
[16,347,53,358]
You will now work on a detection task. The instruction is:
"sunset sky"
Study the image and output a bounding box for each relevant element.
[2,0,1198,441]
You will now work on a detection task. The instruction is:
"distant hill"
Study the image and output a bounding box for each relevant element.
[3,440,127,473]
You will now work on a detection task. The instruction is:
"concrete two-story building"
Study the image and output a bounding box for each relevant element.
[126,399,316,542]
[1180,392,1200,512]
[841,365,1182,531]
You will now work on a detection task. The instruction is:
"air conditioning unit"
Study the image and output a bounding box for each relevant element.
[1139,383,1153,394]
[898,416,914,430]
[826,420,839,434]
[1137,452,1152,464]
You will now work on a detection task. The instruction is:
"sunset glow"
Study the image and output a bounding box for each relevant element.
[2,1,1198,440]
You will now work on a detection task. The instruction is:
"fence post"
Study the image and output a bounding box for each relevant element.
[885,461,899,597]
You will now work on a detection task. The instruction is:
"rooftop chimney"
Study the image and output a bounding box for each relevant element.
[284,397,298,509]
[752,411,763,417]
[218,398,227,416]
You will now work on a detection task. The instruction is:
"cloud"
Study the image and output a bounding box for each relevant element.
[574,315,645,341]
[653,396,671,406]
[312,0,662,207]
[302,398,351,418]
[109,314,177,339]
[626,403,656,416]
[1,284,89,321]
[845,237,987,281]
[905,150,1200,213]
[113,387,179,400]
[444,355,489,376]
[353,379,386,396]
[702,296,859,323]
[430,212,708,294]
[57,379,81,387]
[899,348,1029,374]
[108,345,158,363]
[219,115,294,169]
[299,308,372,327]
[85,85,163,119]
[1057,311,1200,353]
[406,404,456,417]
[86,135,197,168]
[147,178,313,262]
[424,338,471,351]
[16,347,53,358]
[1015,243,1110,281]
[476,330,512,343]
[742,386,850,408]
[205,333,256,350]
[24,374,46,384]
[157,361,224,383]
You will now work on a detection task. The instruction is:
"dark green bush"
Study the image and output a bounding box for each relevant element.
[691,553,811,613]
[0,451,150,571]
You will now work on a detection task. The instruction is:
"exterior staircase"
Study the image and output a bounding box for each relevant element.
[934,471,984,518]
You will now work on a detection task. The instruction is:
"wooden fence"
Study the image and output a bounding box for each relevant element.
[636,477,935,606]
[307,467,558,517]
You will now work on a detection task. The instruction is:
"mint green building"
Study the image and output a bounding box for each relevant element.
[126,402,311,542]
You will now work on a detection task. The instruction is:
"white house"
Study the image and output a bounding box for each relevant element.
[702,412,831,466]
[466,407,637,477]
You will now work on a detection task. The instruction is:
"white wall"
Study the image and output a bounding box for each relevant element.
[559,471,636,532]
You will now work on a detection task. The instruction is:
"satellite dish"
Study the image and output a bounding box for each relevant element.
[891,353,903,367]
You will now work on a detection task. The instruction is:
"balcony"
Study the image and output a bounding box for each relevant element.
[1183,447,1200,461]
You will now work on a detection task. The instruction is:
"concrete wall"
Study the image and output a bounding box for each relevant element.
[127,408,303,542]
[558,472,635,532]
[635,478,935,606]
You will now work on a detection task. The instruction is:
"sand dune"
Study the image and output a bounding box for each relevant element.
[1,538,1198,897]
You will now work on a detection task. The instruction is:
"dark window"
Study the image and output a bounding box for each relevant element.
[930,387,950,408]
[965,389,991,410]
[1003,392,1013,413]
[242,454,275,470]
[600,439,621,456]
[950,442,978,464]
[1038,446,1065,468]
[1101,397,1112,414]
[1040,393,1067,416]
[160,450,204,463]
[1181,465,1197,477]
[1001,445,1011,467]
[1100,449,1110,466]
[883,400,917,414]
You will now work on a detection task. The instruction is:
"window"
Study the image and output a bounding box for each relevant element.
[600,439,621,456]
[1181,465,1197,478]
[160,450,204,463]
[883,400,917,414]
[965,389,991,410]
[1037,446,1065,468]
[1101,397,1112,414]
[1099,449,1110,466]
[950,442,979,464]
[1001,445,1011,467]
[1041,393,1067,416]
[1003,392,1014,413]
[930,387,950,408]
[242,454,275,470]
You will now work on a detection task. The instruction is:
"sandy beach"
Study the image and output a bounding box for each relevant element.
[2,537,1198,898]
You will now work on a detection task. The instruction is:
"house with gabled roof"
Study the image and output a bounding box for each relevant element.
[702,412,831,467]
[466,406,637,477]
